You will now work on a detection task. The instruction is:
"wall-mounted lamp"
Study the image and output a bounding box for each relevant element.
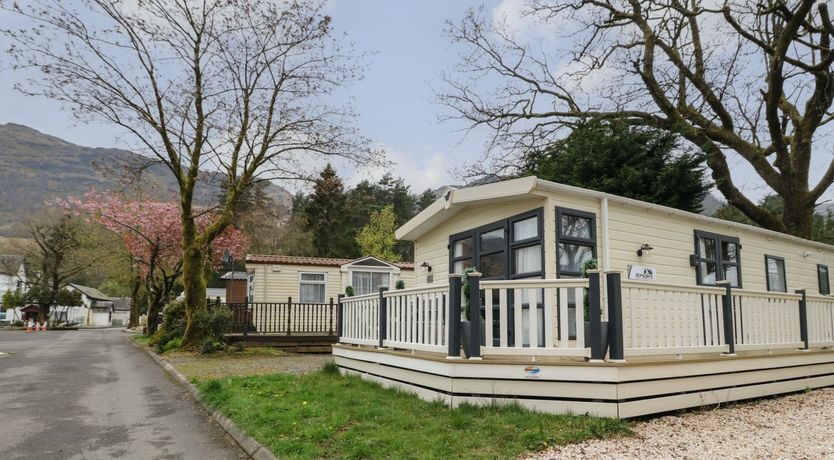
[637,243,653,257]
[420,262,432,272]
[803,251,812,259]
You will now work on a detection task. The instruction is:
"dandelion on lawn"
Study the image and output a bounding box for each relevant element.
[303,401,308,405]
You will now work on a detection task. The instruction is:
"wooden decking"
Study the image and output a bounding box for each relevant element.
[228,333,337,353]
[334,344,834,418]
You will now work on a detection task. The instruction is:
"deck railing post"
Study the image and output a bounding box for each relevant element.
[286,296,293,336]
[467,272,482,359]
[605,270,624,361]
[448,274,463,358]
[796,289,809,350]
[717,281,735,354]
[329,297,335,336]
[337,294,345,339]
[587,269,604,360]
[241,298,248,350]
[378,286,389,348]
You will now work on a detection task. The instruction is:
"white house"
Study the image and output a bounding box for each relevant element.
[66,283,117,327]
[0,255,26,299]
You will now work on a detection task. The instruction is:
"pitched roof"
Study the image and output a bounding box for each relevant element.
[68,283,112,301]
[220,271,248,280]
[246,254,414,270]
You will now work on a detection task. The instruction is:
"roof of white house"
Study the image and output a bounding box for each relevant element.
[246,254,414,270]
[220,271,248,280]
[67,283,112,302]
[395,176,834,251]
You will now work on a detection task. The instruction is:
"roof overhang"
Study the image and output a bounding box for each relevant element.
[395,176,541,241]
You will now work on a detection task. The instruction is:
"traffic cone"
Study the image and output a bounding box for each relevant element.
[26,320,32,333]
[42,322,47,331]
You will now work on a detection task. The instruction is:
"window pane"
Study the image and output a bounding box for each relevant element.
[698,237,716,260]
[300,273,325,281]
[453,259,472,274]
[513,245,541,274]
[820,266,830,295]
[724,265,739,287]
[453,238,473,258]
[512,217,538,241]
[767,258,786,292]
[300,283,325,303]
[721,241,738,263]
[560,214,592,240]
[699,261,717,284]
[558,243,593,274]
[480,228,505,253]
[480,253,506,278]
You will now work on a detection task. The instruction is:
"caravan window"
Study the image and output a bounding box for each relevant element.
[765,256,787,293]
[694,231,741,287]
[819,265,830,295]
[352,271,390,296]
[299,272,326,303]
[556,208,596,277]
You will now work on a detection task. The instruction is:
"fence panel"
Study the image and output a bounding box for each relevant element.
[226,300,336,335]
[382,285,449,353]
[807,295,834,347]
[480,279,591,358]
[621,281,728,357]
[340,293,379,346]
[732,291,803,351]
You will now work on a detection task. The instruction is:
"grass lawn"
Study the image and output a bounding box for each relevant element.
[198,364,631,459]
[132,334,152,346]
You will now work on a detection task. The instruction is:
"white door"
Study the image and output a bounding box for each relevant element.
[92,311,110,327]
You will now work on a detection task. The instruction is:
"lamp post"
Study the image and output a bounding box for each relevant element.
[222,249,235,304]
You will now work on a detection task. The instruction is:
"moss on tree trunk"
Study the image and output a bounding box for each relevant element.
[180,243,207,346]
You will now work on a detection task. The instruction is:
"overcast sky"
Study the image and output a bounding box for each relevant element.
[1,0,831,204]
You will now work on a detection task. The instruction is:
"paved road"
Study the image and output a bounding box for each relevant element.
[0,329,246,460]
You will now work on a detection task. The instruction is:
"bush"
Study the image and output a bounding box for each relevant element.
[150,300,187,352]
[195,304,232,355]
[162,337,182,353]
[395,280,405,290]
[345,286,355,297]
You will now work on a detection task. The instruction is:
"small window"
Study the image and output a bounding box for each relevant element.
[765,256,786,292]
[351,271,390,296]
[819,265,830,295]
[556,208,596,277]
[694,230,741,287]
[512,216,539,242]
[299,272,326,303]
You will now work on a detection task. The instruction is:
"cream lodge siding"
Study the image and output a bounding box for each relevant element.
[404,176,834,296]
[247,263,343,303]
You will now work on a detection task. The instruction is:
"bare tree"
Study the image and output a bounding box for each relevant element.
[439,1,834,238]
[3,0,380,345]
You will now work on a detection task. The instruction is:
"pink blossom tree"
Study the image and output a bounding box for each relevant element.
[60,192,249,334]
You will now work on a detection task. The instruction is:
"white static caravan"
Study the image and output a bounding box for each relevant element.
[334,176,834,418]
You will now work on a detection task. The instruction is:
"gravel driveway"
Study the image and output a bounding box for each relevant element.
[527,387,834,459]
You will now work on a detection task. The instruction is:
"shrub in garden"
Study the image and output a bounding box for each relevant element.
[195,304,232,354]
[149,300,187,352]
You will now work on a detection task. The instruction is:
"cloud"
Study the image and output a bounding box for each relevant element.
[349,144,452,192]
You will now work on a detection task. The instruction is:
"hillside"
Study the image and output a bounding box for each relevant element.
[0,123,291,236]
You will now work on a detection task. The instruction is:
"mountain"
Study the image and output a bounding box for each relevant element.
[0,123,292,236]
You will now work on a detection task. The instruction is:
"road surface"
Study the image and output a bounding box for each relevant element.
[0,329,246,460]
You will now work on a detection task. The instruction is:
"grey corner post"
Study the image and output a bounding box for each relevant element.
[448,274,463,358]
[605,271,624,361]
[796,289,809,350]
[468,272,482,359]
[286,296,293,336]
[337,294,345,339]
[378,286,389,348]
[587,269,604,360]
[717,281,735,355]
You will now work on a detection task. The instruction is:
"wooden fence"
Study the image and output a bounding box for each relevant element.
[226,299,336,335]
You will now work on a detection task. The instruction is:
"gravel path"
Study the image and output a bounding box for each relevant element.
[527,387,834,460]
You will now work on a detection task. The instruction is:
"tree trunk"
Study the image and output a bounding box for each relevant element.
[128,276,142,329]
[146,287,164,336]
[782,193,814,240]
[180,242,207,346]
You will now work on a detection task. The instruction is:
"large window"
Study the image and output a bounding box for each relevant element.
[765,256,787,292]
[694,230,741,288]
[448,208,544,279]
[299,272,326,303]
[819,265,830,295]
[556,208,596,277]
[352,271,390,296]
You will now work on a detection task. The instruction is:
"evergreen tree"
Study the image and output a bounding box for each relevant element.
[304,165,353,258]
[356,205,400,262]
[522,118,710,213]
[416,189,437,212]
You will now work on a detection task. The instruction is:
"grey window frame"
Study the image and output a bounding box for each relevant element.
[764,255,787,293]
[819,264,830,295]
[693,230,742,288]
[555,207,597,278]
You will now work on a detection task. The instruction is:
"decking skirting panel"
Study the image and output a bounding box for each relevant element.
[334,345,834,418]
